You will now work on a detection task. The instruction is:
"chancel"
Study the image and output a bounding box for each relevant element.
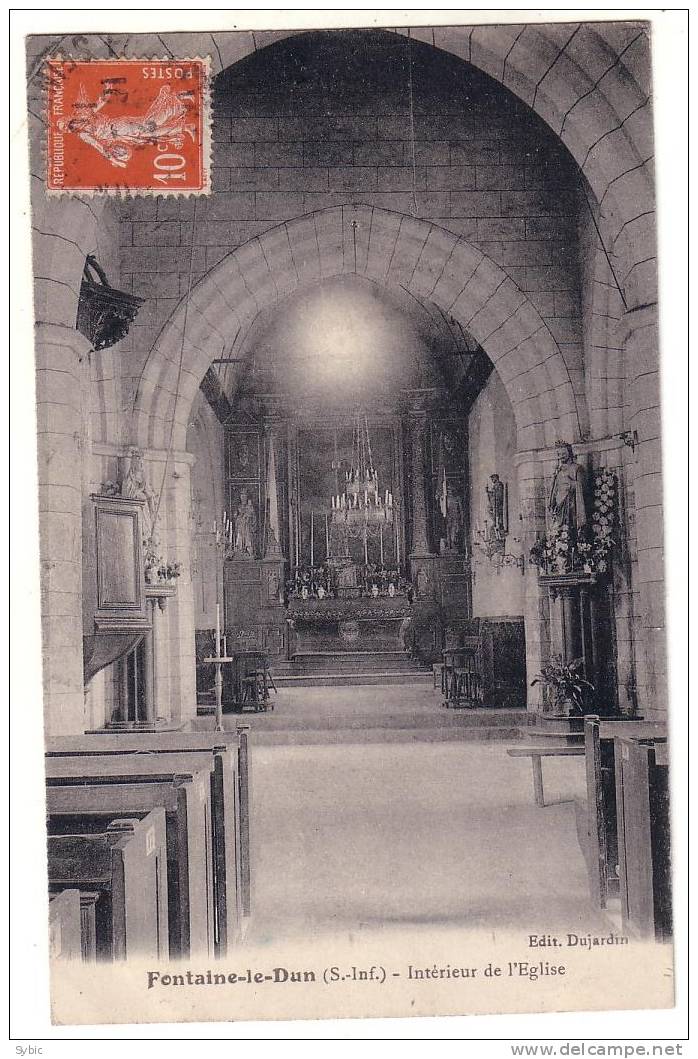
[27,21,672,992]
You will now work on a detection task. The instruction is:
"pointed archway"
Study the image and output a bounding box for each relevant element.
[132,205,585,454]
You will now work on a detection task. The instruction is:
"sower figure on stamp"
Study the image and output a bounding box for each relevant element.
[58,83,197,168]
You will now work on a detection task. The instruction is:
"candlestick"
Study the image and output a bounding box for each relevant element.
[380,523,384,567]
[364,526,368,566]
[325,513,330,556]
[310,510,314,568]
[215,602,221,658]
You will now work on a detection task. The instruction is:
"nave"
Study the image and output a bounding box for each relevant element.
[246,732,605,945]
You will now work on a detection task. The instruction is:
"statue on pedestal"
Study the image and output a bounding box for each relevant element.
[548,444,588,536]
[486,473,507,541]
[121,447,157,544]
[233,488,257,558]
[444,490,464,552]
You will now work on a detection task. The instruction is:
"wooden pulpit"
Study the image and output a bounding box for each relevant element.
[82,493,150,684]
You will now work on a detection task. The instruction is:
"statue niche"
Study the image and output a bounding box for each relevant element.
[443,488,464,553]
[232,487,257,559]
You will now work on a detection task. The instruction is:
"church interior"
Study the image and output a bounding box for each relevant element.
[27,24,672,967]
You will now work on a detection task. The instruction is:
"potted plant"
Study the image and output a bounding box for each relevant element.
[531,656,595,730]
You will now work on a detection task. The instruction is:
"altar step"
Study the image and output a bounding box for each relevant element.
[273,651,432,687]
[194,694,526,746]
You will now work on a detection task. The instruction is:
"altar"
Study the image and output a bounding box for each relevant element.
[208,398,474,678]
[286,596,410,656]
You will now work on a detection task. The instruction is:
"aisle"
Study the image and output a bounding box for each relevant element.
[196,684,526,744]
[244,741,606,945]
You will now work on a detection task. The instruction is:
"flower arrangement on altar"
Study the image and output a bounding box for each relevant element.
[530,468,617,577]
[285,563,409,601]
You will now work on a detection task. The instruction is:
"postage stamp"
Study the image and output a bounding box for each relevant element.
[45,58,211,194]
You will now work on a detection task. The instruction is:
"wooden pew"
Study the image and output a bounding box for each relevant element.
[48,889,83,961]
[46,741,243,954]
[583,716,667,908]
[47,811,168,961]
[45,757,216,959]
[506,746,584,807]
[615,736,672,940]
[46,727,252,920]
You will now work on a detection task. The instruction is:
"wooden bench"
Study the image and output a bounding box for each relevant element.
[47,727,252,921]
[583,716,667,909]
[46,757,216,959]
[507,746,585,807]
[48,889,83,961]
[47,811,168,961]
[615,735,671,940]
[519,727,585,749]
[46,740,244,954]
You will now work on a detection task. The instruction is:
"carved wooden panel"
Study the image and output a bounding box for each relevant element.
[97,509,140,608]
[83,495,149,684]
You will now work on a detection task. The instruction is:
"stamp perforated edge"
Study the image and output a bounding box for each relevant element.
[42,55,212,198]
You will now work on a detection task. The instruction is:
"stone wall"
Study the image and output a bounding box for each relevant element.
[187,392,226,631]
[118,32,585,422]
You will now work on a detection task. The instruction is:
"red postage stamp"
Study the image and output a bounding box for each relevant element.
[45,58,211,194]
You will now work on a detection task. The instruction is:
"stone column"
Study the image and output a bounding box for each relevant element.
[621,305,666,719]
[138,448,197,726]
[515,453,552,713]
[143,601,156,724]
[408,413,434,558]
[35,322,92,736]
[263,420,284,559]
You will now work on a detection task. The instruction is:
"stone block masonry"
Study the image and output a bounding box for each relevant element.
[120,40,584,377]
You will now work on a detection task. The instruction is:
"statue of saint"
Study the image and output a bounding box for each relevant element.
[548,443,588,535]
[121,448,157,543]
[486,474,507,541]
[233,488,257,558]
[416,566,430,599]
[445,490,464,552]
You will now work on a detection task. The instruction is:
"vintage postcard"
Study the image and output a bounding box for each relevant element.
[11,8,687,1039]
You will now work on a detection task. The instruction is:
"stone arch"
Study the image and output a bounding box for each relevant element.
[133,206,585,452]
[69,23,654,302]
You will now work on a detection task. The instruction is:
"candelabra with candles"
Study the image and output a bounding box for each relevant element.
[205,510,235,731]
[212,510,235,556]
[328,413,394,527]
[471,519,525,575]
